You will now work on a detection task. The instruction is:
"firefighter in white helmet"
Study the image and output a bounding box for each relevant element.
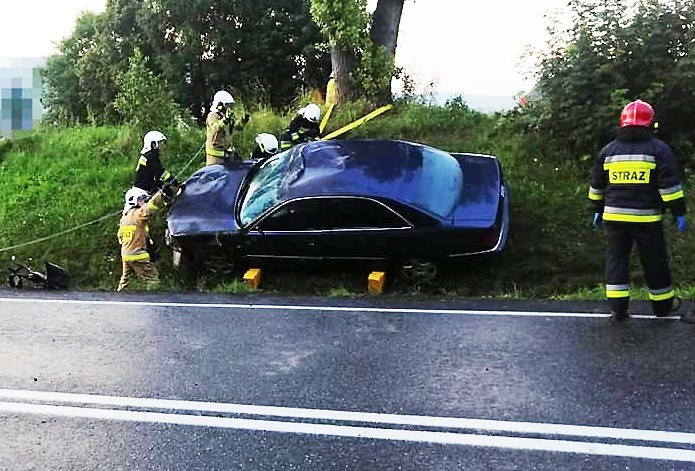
[133,130,178,194]
[205,90,249,165]
[250,133,279,160]
[116,187,170,292]
[279,103,321,151]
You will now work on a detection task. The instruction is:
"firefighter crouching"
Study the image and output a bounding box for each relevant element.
[116,184,179,292]
[250,133,279,160]
[589,99,686,321]
[279,103,321,151]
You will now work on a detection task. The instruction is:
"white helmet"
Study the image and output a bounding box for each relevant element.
[255,133,279,154]
[140,130,167,154]
[301,103,321,123]
[123,187,149,214]
[211,90,234,111]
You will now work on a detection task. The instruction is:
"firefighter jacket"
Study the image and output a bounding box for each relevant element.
[206,110,233,159]
[133,148,174,193]
[589,127,686,223]
[280,116,320,150]
[117,192,165,262]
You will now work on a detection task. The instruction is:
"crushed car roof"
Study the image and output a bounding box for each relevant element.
[278,139,463,217]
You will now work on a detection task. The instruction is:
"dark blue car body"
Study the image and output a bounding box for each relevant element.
[167,139,509,269]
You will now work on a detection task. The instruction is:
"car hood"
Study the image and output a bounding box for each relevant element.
[168,163,252,237]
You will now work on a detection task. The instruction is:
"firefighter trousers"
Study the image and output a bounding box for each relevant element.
[117,259,160,292]
[604,221,675,315]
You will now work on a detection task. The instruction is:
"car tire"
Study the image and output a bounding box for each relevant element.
[398,258,439,284]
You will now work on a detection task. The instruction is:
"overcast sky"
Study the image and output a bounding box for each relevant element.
[0,0,568,97]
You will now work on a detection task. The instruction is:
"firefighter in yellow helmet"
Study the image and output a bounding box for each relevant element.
[589,99,686,321]
[205,90,249,166]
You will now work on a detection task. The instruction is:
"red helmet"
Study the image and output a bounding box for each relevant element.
[620,99,654,127]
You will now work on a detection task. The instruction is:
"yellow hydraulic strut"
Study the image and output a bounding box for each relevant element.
[321,104,393,141]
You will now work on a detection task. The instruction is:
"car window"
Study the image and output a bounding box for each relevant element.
[258,199,332,231]
[239,147,304,225]
[330,199,408,229]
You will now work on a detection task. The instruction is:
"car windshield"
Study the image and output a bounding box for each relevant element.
[239,147,303,225]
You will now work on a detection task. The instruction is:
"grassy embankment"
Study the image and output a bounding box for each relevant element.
[1,101,693,299]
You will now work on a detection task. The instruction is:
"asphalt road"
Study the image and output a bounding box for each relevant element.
[0,290,694,470]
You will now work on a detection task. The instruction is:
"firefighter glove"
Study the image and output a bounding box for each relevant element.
[676,215,687,233]
[593,212,603,230]
[161,182,178,199]
[241,113,250,125]
[223,108,234,125]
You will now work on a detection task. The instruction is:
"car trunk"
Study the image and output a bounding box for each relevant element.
[450,153,503,228]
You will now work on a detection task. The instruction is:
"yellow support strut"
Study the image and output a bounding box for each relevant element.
[319,103,335,134]
[321,104,393,141]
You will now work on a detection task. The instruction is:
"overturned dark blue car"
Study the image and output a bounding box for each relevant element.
[166,139,509,280]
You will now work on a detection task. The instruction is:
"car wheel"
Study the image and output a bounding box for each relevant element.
[399,258,439,284]
[202,251,234,276]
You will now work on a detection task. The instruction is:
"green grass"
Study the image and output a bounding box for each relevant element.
[1,103,694,300]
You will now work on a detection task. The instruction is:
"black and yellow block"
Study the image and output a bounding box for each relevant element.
[368,271,385,294]
[243,268,262,289]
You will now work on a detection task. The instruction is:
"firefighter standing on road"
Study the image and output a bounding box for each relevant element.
[116,187,170,292]
[589,99,686,321]
[133,130,178,194]
[205,90,248,165]
[279,103,321,151]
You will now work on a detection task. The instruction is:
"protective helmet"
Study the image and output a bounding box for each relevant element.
[140,130,167,154]
[211,90,235,111]
[300,103,321,123]
[620,99,654,127]
[255,133,279,154]
[123,187,149,214]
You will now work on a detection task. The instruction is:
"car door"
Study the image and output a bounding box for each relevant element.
[238,198,330,261]
[313,197,414,261]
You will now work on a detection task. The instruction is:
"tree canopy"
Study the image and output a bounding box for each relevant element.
[520,0,695,167]
[43,0,331,125]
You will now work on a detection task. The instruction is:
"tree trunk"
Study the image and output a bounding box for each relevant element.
[370,0,405,57]
[331,43,356,103]
[369,0,405,103]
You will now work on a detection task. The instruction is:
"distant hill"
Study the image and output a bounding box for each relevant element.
[433,92,517,113]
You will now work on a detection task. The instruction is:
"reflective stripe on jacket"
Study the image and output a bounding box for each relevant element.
[118,193,164,261]
[133,148,172,193]
[589,129,685,223]
[206,111,231,157]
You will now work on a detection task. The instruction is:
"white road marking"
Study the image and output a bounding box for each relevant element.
[0,400,694,462]
[1,389,693,445]
[0,297,676,319]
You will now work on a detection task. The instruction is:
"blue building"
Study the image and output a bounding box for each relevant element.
[0,58,46,138]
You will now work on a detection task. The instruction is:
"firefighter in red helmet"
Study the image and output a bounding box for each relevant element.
[589,99,686,321]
